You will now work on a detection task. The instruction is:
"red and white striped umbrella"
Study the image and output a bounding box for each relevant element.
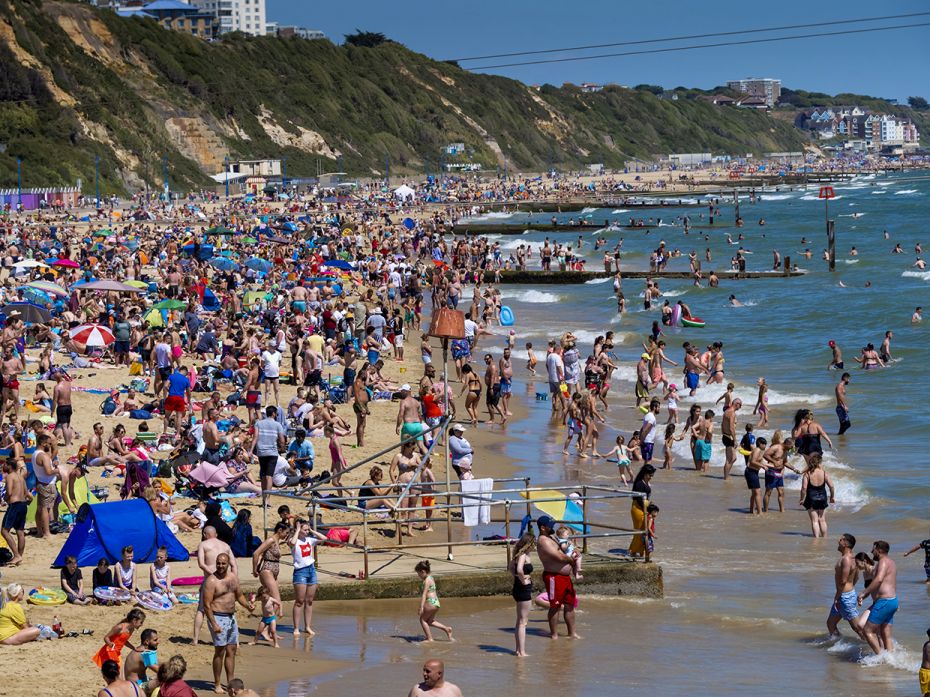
[68,323,115,347]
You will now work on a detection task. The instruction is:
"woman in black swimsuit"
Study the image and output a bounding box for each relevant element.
[459,364,482,426]
[799,453,835,538]
[357,466,396,510]
[792,409,833,467]
[509,531,536,657]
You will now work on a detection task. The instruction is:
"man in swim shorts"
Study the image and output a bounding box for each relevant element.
[835,372,851,435]
[858,540,898,655]
[827,533,862,638]
[721,399,741,480]
[203,553,253,693]
[396,384,428,455]
[536,515,580,639]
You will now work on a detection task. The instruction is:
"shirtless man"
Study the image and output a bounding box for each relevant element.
[33,434,58,540]
[721,399,741,480]
[243,357,261,424]
[682,345,706,397]
[692,410,715,473]
[52,370,74,448]
[1,460,31,564]
[827,533,862,638]
[202,409,229,464]
[483,353,505,424]
[536,515,580,640]
[408,660,463,697]
[193,527,237,645]
[499,347,514,417]
[835,373,851,435]
[879,330,893,363]
[396,384,427,455]
[857,540,897,655]
[352,367,370,447]
[1,345,24,427]
[203,553,253,693]
[827,340,844,370]
[123,628,159,686]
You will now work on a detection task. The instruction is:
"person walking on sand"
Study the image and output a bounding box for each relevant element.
[408,659,464,697]
[203,553,254,694]
[835,373,851,435]
[414,561,454,642]
[857,541,898,656]
[193,526,237,646]
[536,515,580,640]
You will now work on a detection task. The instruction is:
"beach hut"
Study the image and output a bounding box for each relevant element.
[53,499,190,568]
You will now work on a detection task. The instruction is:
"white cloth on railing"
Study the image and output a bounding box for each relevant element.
[460,478,493,526]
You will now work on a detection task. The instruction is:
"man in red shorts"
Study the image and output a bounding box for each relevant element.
[163,365,191,434]
[536,514,580,639]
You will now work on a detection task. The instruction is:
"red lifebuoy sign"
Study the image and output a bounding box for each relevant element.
[818,186,835,199]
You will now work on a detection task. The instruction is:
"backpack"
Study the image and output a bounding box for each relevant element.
[100,396,117,415]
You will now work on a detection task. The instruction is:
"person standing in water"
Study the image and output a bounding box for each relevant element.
[827,533,862,638]
[827,340,843,370]
[799,453,834,538]
[835,373,851,435]
[857,541,898,656]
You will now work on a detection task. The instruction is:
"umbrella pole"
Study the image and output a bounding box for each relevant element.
[443,340,453,561]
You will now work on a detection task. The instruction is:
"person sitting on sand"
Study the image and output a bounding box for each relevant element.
[0,584,41,645]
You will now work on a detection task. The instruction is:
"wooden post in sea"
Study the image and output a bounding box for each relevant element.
[783,256,790,277]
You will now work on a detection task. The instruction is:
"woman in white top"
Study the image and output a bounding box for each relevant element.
[289,520,328,636]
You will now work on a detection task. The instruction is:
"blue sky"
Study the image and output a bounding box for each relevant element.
[267,0,930,100]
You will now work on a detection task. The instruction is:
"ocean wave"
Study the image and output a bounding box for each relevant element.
[761,193,794,200]
[581,207,598,214]
[500,289,561,303]
[875,180,893,186]
[585,277,611,284]
[902,270,930,281]
[859,642,921,673]
[894,189,919,195]
[461,212,514,221]
[728,300,757,307]
[611,209,630,214]
[844,259,859,264]
[499,238,532,250]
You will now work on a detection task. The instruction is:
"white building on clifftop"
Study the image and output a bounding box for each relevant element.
[190,0,265,35]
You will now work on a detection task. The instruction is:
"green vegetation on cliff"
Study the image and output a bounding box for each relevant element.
[0,0,918,194]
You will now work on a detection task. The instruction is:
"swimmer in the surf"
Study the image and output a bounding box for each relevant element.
[827,341,844,371]
[728,295,743,307]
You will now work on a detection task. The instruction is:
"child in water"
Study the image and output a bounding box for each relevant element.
[415,561,454,642]
[754,377,769,428]
[645,503,660,562]
[716,382,736,409]
[249,585,282,648]
[597,434,633,485]
[525,342,537,377]
[662,423,676,470]
[902,530,930,584]
[556,525,584,580]
[663,383,679,424]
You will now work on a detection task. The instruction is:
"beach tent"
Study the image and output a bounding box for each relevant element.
[393,184,415,201]
[53,499,190,568]
[143,308,166,328]
[200,286,221,312]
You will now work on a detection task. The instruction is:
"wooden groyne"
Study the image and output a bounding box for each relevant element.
[457,223,658,234]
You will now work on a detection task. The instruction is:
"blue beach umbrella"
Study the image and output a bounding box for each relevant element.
[210,257,239,272]
[21,288,52,306]
[245,258,273,273]
[321,259,353,271]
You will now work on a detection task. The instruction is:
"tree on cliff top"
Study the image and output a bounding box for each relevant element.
[344,30,390,47]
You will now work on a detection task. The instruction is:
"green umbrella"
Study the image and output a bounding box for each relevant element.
[154,299,186,310]
[242,236,257,245]
[92,229,115,237]
[205,226,236,235]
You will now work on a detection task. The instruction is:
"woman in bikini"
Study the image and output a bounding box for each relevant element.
[357,466,397,511]
[389,441,421,535]
[252,521,289,605]
[459,364,482,426]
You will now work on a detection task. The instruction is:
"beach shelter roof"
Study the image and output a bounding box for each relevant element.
[393,184,415,200]
[53,499,190,567]
[77,279,145,293]
[143,308,165,327]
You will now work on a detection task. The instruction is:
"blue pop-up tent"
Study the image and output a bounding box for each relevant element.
[53,499,190,568]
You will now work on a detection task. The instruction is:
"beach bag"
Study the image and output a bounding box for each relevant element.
[100,397,117,415]
[130,409,153,420]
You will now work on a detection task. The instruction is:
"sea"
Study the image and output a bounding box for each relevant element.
[272,171,930,696]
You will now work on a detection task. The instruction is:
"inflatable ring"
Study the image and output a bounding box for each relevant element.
[738,447,752,456]
[680,317,706,328]
[28,587,66,606]
[499,305,515,327]
[94,586,132,603]
[172,576,204,587]
[177,593,200,605]
[638,405,649,414]
[136,590,173,612]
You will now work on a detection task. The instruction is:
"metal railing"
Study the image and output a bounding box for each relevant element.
[258,478,649,580]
